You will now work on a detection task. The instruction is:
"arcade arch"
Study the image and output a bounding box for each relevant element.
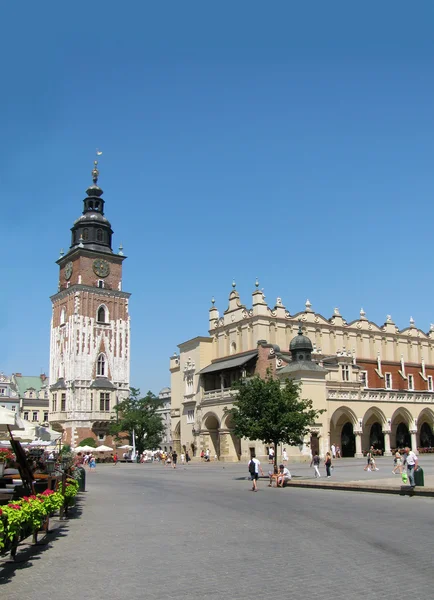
[202,412,220,458]
[330,406,358,457]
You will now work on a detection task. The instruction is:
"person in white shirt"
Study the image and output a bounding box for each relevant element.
[248,457,264,492]
[268,447,275,464]
[331,444,336,459]
[282,448,288,464]
[277,464,291,487]
[405,446,418,487]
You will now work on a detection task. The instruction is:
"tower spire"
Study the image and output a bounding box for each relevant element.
[92,160,99,185]
[92,150,103,184]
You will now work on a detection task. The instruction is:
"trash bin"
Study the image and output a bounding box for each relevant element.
[77,466,86,492]
[414,466,424,487]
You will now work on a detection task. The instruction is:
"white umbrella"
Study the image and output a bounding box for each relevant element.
[94,445,113,452]
[0,407,25,432]
[29,440,52,447]
[74,445,96,452]
[117,444,132,449]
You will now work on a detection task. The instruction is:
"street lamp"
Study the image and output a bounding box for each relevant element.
[46,459,55,474]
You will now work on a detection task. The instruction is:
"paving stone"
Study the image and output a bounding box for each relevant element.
[2,459,434,599]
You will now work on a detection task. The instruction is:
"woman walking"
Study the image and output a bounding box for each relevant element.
[392,450,403,474]
[325,452,332,478]
[310,452,321,478]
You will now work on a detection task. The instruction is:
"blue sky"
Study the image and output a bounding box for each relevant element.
[2,2,434,394]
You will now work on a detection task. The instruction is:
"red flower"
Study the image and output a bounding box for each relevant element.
[42,489,54,496]
[7,504,21,510]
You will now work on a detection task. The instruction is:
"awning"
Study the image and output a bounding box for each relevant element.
[199,351,258,375]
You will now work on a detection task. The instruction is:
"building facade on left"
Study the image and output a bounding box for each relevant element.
[49,160,131,448]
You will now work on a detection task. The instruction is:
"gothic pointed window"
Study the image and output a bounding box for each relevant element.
[97,354,106,377]
[83,228,89,241]
[97,306,107,323]
[97,229,103,242]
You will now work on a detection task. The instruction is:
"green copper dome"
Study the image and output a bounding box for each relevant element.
[290,325,313,361]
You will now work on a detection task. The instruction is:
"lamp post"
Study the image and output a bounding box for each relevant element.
[46,459,55,475]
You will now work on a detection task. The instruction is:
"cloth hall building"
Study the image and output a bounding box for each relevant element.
[170,282,434,462]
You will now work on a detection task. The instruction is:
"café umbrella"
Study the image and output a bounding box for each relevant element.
[94,445,113,452]
[73,445,96,453]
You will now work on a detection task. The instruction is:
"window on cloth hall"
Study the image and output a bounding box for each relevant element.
[61,393,66,411]
[341,365,350,381]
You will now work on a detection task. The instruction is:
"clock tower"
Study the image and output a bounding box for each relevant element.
[49,161,131,448]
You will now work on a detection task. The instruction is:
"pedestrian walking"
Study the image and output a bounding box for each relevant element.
[248,456,264,492]
[325,452,332,477]
[172,450,178,469]
[405,446,418,487]
[200,449,204,461]
[392,450,403,474]
[180,453,185,465]
[282,448,288,464]
[336,445,341,458]
[205,449,210,462]
[113,453,118,465]
[268,446,275,465]
[185,450,190,464]
[89,454,96,470]
[331,444,336,459]
[310,451,321,478]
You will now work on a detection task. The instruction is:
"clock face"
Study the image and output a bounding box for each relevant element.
[65,262,73,280]
[93,259,110,278]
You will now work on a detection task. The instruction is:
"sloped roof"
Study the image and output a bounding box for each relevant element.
[90,378,116,390]
[14,376,48,396]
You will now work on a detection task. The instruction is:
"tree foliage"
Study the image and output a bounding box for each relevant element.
[78,437,97,448]
[109,388,165,455]
[225,372,323,464]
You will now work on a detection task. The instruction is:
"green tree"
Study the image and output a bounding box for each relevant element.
[78,437,97,448]
[225,372,323,466]
[110,388,165,455]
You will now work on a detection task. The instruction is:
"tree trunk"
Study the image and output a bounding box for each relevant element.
[274,441,278,467]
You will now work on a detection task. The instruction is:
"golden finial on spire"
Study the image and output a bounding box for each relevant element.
[92,149,103,184]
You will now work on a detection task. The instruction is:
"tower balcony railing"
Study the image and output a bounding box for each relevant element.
[49,410,115,421]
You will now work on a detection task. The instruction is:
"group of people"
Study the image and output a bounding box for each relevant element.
[75,452,96,469]
[392,447,419,487]
[330,444,342,459]
[248,456,291,491]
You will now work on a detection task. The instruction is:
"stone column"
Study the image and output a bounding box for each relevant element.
[355,431,363,458]
[383,429,392,457]
[410,429,418,452]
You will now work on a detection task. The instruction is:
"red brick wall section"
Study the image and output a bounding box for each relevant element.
[255,345,277,379]
[61,255,123,290]
[62,426,118,449]
[358,360,434,391]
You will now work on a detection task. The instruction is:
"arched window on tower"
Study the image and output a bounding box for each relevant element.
[97,354,106,377]
[97,305,107,323]
[60,308,66,325]
[82,228,89,241]
[96,229,103,242]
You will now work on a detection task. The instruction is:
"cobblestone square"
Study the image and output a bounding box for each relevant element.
[2,460,434,600]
